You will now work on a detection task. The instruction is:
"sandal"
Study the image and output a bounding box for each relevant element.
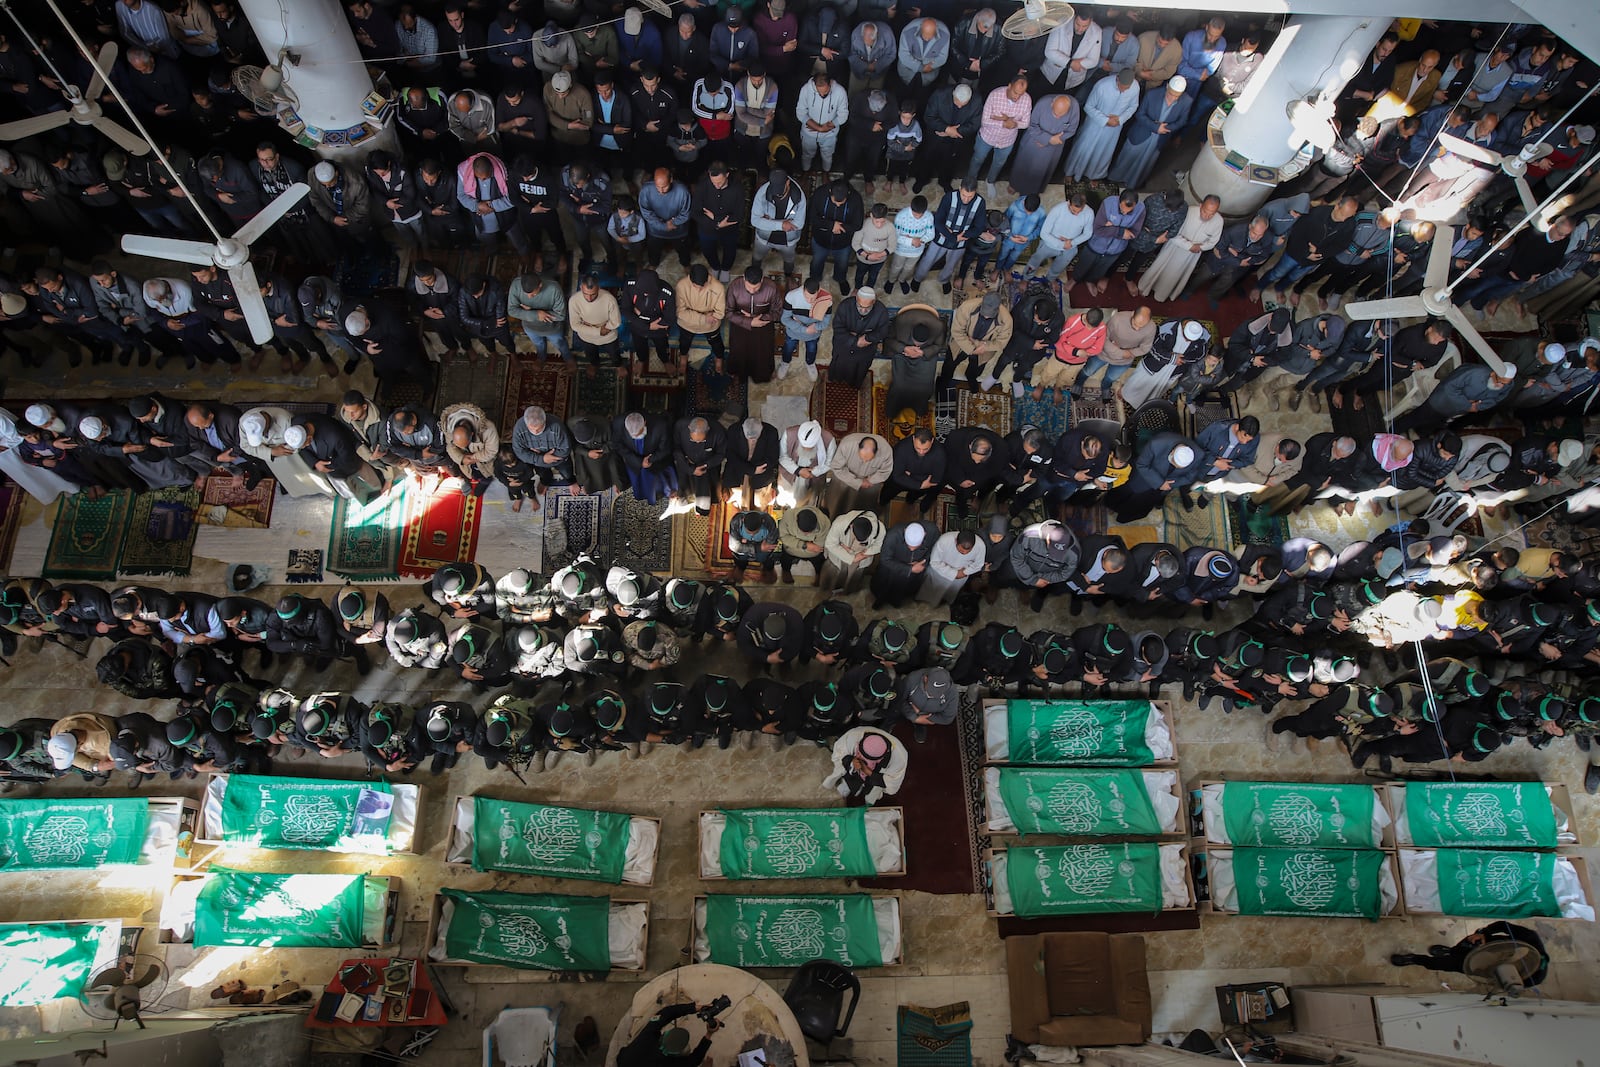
[211,979,246,999]
[230,989,265,1005]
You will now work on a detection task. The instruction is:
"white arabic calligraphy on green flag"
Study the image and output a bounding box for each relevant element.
[1434,849,1560,918]
[0,798,149,869]
[1004,700,1156,765]
[441,888,613,971]
[1405,783,1560,849]
[219,775,393,852]
[703,894,885,968]
[0,922,110,1006]
[1220,782,1377,848]
[1229,847,1386,919]
[718,808,876,878]
[194,867,368,947]
[996,768,1163,836]
[470,797,631,882]
[1003,843,1165,916]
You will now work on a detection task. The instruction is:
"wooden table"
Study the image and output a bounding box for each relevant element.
[605,963,810,1067]
[305,956,449,1030]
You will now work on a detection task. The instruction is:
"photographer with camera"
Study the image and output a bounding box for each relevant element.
[619,998,729,1067]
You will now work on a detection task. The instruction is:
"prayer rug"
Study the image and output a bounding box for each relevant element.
[1161,493,1235,551]
[933,497,983,535]
[956,389,1013,436]
[1228,496,1291,548]
[327,485,406,581]
[609,493,671,574]
[545,491,604,570]
[815,374,871,437]
[872,383,936,440]
[1107,523,1161,548]
[863,697,980,896]
[896,1003,973,1067]
[685,361,748,420]
[1069,395,1119,427]
[1059,503,1110,541]
[502,358,573,430]
[436,349,511,419]
[377,370,433,412]
[1012,392,1071,439]
[1522,512,1600,555]
[120,486,201,576]
[337,246,400,299]
[999,274,1066,313]
[671,502,737,575]
[199,474,275,530]
[934,382,959,441]
[43,490,132,580]
[0,484,23,572]
[398,480,483,579]
[572,367,627,420]
[286,548,324,583]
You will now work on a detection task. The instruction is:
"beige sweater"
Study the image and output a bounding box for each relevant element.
[1101,310,1156,364]
[568,290,621,345]
[675,275,726,335]
[441,403,500,476]
[950,298,1013,355]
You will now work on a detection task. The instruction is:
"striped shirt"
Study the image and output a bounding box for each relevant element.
[978,86,1032,149]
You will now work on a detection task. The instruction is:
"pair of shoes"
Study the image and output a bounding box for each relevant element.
[776,360,790,379]
[941,282,952,295]
[1028,589,1046,612]
[805,362,818,380]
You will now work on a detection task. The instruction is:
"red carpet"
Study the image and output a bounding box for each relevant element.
[860,718,976,896]
[1071,268,1260,346]
[397,481,482,579]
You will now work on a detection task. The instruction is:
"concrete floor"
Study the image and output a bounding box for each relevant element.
[0,152,1584,1066]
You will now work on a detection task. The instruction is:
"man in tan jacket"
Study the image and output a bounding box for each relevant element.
[48,713,118,782]
[543,71,595,148]
[942,291,1013,389]
[442,402,500,497]
[674,264,727,373]
[1370,50,1443,120]
[1133,26,1182,91]
[567,274,621,367]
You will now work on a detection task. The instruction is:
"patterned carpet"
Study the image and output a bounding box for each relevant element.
[571,367,628,420]
[502,358,574,430]
[0,484,23,572]
[43,490,132,580]
[814,374,872,437]
[684,361,749,420]
[436,350,512,419]
[119,486,200,577]
[1228,495,1291,548]
[1161,493,1236,551]
[955,389,1013,436]
[609,492,672,574]
[198,475,276,530]
[545,491,605,570]
[1012,392,1071,438]
[670,502,735,576]
[398,479,483,579]
[871,382,936,440]
[327,485,406,581]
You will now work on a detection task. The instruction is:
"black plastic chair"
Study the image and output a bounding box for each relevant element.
[783,959,860,1046]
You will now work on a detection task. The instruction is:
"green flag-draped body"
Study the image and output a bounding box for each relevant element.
[0,922,111,1006]
[1003,843,1165,917]
[471,797,632,882]
[996,769,1164,836]
[194,867,369,947]
[1004,700,1156,766]
[219,775,393,852]
[1228,847,1387,919]
[1403,783,1560,849]
[0,798,149,869]
[1219,782,1377,848]
[703,894,886,968]
[1433,850,1560,918]
[718,808,876,878]
[441,888,613,970]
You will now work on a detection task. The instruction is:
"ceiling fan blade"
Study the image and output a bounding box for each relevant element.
[1442,304,1504,366]
[1424,223,1455,291]
[87,41,117,99]
[229,261,274,345]
[1344,296,1422,321]
[1436,131,1502,167]
[233,183,308,246]
[0,111,71,141]
[121,233,220,266]
[91,115,150,156]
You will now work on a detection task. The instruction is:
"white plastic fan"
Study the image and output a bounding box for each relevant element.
[0,6,148,156]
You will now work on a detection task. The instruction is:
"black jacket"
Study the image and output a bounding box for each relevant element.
[810,187,864,251]
[612,414,673,474]
[294,413,366,479]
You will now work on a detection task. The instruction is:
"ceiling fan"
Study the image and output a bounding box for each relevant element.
[37,0,304,344]
[1435,130,1549,229]
[0,3,148,155]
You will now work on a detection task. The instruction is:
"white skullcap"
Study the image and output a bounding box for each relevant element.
[1168,75,1187,93]
[624,7,642,32]
[1414,598,1443,623]
[47,733,76,770]
[1494,360,1517,379]
[312,161,337,182]
[1543,342,1567,364]
[238,412,267,447]
[0,292,24,315]
[344,310,370,336]
[904,523,925,547]
[1170,444,1195,467]
[24,404,51,427]
[78,416,104,438]
[798,420,822,448]
[283,424,308,449]
[857,286,876,302]
[1558,438,1584,465]
[1182,320,1205,341]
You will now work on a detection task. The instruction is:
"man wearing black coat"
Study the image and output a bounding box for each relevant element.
[722,417,781,501]
[914,83,982,192]
[736,601,805,665]
[289,413,381,503]
[673,416,726,512]
[457,274,517,356]
[186,401,270,489]
[872,520,939,608]
[111,712,188,783]
[807,180,863,291]
[612,411,676,502]
[269,593,366,672]
[941,427,1004,517]
[129,393,211,481]
[1394,432,1460,494]
[881,429,945,512]
[829,287,891,388]
[1258,432,1357,514]
[346,297,428,386]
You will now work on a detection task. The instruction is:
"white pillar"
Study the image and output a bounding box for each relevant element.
[1186,15,1389,214]
[235,0,395,164]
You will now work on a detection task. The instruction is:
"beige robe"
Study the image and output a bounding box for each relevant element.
[1138,206,1223,302]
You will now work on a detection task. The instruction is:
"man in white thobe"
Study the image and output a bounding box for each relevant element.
[1063,68,1140,180]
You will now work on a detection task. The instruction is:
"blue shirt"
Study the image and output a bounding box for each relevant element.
[1177,29,1225,82]
[1004,199,1047,243]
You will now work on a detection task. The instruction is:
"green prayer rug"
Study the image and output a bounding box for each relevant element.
[1004,700,1157,766]
[573,367,627,418]
[1434,850,1560,919]
[1219,782,1378,849]
[195,867,368,947]
[0,798,149,869]
[470,797,631,883]
[897,1003,973,1067]
[1228,847,1387,919]
[440,888,612,971]
[43,489,132,579]
[1402,782,1560,849]
[718,808,875,879]
[702,894,885,968]
[1003,843,1165,917]
[0,921,111,1006]
[119,485,200,576]
[327,482,406,580]
[1228,496,1291,547]
[218,775,394,852]
[996,768,1163,837]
